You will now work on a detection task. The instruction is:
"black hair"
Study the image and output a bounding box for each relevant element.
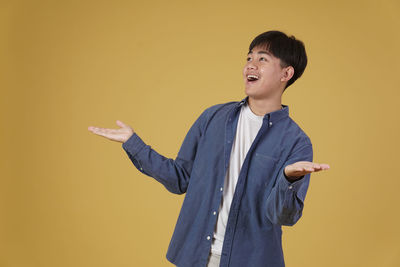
[248,30,307,90]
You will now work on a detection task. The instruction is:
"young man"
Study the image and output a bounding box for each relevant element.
[88,30,329,267]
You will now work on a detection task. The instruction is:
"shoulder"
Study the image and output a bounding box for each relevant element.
[285,116,313,149]
[200,99,239,120]
[192,99,238,134]
[205,99,238,113]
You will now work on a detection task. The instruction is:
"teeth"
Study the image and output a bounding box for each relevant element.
[247,74,259,79]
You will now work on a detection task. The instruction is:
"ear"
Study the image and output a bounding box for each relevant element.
[280,66,294,83]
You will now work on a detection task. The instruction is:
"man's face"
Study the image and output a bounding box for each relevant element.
[243,46,289,98]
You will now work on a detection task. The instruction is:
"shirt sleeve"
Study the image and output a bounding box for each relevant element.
[121,107,210,194]
[265,142,313,226]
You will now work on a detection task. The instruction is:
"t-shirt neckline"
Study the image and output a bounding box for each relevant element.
[243,102,264,122]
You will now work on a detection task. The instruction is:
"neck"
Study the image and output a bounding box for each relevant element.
[247,96,282,116]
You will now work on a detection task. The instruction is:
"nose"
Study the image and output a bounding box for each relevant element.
[246,61,257,70]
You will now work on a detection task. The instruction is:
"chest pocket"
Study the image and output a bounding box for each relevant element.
[250,152,279,188]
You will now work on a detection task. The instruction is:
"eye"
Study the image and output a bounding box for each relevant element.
[246,57,251,62]
[260,57,267,61]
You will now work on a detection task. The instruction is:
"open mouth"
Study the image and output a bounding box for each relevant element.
[246,74,259,84]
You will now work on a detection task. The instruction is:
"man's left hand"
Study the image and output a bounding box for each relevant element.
[284,161,330,181]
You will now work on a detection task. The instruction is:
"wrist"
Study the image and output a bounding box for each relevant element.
[123,132,135,143]
[284,169,303,182]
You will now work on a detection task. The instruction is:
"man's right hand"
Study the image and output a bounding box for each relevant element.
[88,120,134,143]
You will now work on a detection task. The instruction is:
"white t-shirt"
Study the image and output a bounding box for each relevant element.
[210,101,264,255]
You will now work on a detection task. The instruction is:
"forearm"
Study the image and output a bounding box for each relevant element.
[265,169,311,226]
[122,133,191,194]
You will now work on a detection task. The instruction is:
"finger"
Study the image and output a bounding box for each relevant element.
[294,167,311,174]
[313,164,329,170]
[92,129,120,140]
[88,126,99,133]
[91,127,111,135]
[94,127,107,134]
[92,130,109,138]
[320,164,330,169]
[313,163,330,169]
[296,162,315,169]
[314,166,324,171]
[92,127,106,135]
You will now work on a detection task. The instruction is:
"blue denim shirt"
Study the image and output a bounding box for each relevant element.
[122,96,313,267]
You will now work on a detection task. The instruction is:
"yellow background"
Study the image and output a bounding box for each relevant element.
[2,0,400,266]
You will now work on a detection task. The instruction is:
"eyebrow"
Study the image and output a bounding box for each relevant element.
[247,50,272,56]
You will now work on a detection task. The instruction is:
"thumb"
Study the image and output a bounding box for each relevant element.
[116,120,128,128]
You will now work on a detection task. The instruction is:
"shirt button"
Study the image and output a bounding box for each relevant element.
[213,211,217,215]
[140,167,143,171]
[220,187,223,192]
[206,236,211,240]
[288,185,293,189]
[269,122,273,126]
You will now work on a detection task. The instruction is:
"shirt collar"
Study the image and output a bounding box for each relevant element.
[238,96,289,123]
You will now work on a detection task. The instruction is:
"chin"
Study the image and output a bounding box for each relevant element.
[245,90,273,101]
[244,86,261,97]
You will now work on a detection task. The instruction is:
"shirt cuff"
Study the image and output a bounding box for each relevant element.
[279,169,305,192]
[121,132,147,157]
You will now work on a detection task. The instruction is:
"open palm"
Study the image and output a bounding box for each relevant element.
[88,120,134,143]
[284,161,330,181]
